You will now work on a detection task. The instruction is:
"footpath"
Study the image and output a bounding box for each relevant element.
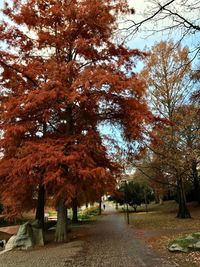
[0,206,185,267]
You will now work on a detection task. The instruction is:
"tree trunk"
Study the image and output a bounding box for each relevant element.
[72,198,78,223]
[176,178,191,218]
[144,188,148,212]
[35,122,46,230]
[154,190,159,204]
[159,196,164,205]
[55,198,68,242]
[98,198,102,215]
[35,184,45,229]
[192,160,200,204]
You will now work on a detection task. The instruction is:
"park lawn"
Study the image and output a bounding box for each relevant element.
[129,200,200,231]
[128,200,200,267]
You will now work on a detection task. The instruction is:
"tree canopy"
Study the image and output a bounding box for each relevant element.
[0,0,156,241]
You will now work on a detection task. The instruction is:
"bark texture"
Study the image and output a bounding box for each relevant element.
[72,198,78,223]
[35,184,45,229]
[177,178,191,218]
[55,198,68,242]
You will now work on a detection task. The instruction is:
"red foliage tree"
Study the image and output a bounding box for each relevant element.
[0,0,154,241]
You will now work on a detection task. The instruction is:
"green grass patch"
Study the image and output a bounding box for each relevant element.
[169,232,200,250]
[169,238,194,249]
[48,210,57,217]
[78,207,99,221]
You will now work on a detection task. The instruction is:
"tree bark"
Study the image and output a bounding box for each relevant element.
[35,184,45,229]
[35,123,46,229]
[176,177,191,218]
[55,198,68,242]
[72,198,78,223]
[192,160,200,204]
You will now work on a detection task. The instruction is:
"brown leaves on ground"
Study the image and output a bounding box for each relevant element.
[129,201,200,266]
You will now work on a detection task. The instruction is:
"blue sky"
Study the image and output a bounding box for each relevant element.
[1,0,198,54]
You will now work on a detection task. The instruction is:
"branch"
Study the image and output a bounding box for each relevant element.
[0,59,38,87]
[134,163,177,188]
[126,0,176,33]
[48,121,62,134]
[163,7,200,31]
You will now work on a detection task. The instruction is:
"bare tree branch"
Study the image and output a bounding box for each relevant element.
[125,0,176,33]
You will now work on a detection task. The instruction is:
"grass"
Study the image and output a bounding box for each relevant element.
[128,201,200,232]
[77,206,99,221]
[125,200,200,267]
[47,206,99,221]
[169,232,200,251]
[48,210,57,217]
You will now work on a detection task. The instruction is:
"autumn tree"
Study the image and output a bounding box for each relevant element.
[173,105,200,203]
[191,67,200,103]
[140,40,194,218]
[140,40,192,119]
[133,156,171,204]
[0,0,154,242]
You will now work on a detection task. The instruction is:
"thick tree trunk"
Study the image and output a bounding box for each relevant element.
[55,198,68,242]
[98,198,102,215]
[176,178,191,218]
[35,184,45,229]
[72,198,78,223]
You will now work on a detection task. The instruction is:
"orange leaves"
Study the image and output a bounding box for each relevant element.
[49,4,62,16]
[119,97,153,141]
[0,0,155,215]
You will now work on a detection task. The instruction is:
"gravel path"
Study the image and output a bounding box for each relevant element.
[0,206,184,267]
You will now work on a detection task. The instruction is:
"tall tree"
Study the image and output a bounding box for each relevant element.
[140,40,192,120]
[140,40,193,218]
[173,105,200,204]
[0,0,154,241]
